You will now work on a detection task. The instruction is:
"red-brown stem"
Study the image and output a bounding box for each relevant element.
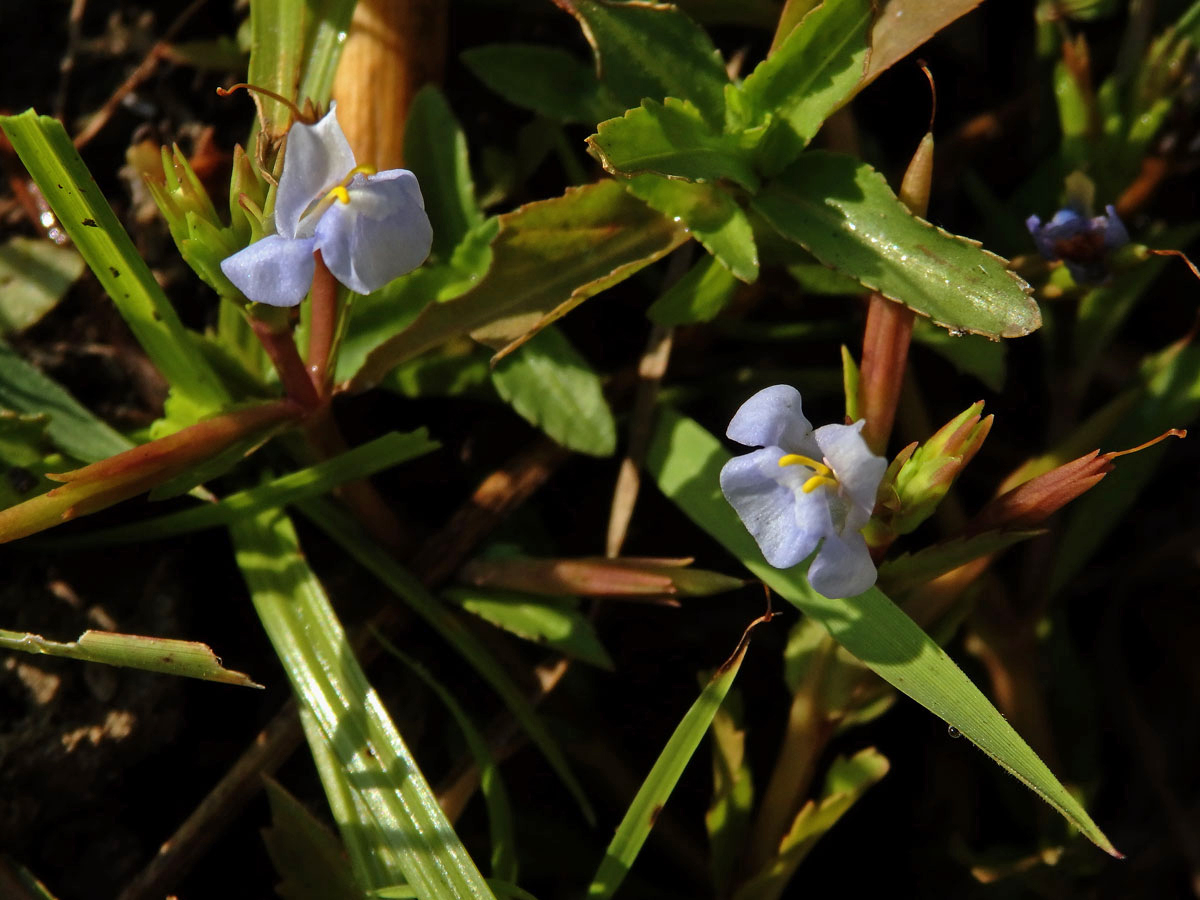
[307,252,339,398]
[859,293,915,454]
[248,314,321,411]
[0,399,303,544]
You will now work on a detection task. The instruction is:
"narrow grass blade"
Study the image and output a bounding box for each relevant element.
[0,628,261,687]
[586,620,760,899]
[643,407,1120,857]
[0,112,227,419]
[230,509,496,899]
[297,705,403,890]
[299,497,596,825]
[59,430,438,546]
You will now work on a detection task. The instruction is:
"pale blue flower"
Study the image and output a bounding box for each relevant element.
[720,385,886,598]
[221,103,433,306]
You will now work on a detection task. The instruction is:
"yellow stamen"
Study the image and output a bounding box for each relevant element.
[778,453,831,476]
[802,474,838,494]
[347,164,377,178]
[327,185,350,205]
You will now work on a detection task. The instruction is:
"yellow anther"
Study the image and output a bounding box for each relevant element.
[778,453,831,476]
[802,474,838,494]
[347,164,376,178]
[327,185,350,205]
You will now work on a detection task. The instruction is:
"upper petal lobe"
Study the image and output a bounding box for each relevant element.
[274,104,357,240]
[726,385,819,455]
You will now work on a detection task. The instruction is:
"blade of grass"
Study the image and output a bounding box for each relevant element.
[586,617,763,899]
[56,430,437,546]
[298,496,595,825]
[230,508,496,899]
[0,628,261,687]
[0,111,227,420]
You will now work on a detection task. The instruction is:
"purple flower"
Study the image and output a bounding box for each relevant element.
[221,104,433,306]
[719,385,886,599]
[1026,204,1129,284]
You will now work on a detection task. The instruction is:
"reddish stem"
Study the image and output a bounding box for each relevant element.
[249,314,321,411]
[307,252,339,398]
[858,293,915,455]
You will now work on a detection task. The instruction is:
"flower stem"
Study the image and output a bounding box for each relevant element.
[307,251,338,398]
[248,312,321,411]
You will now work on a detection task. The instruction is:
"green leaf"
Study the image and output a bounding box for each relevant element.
[247,0,355,135]
[0,627,262,687]
[1055,59,1092,172]
[558,0,729,126]
[248,0,305,135]
[299,498,596,824]
[446,587,614,670]
[628,175,758,282]
[261,778,363,900]
[861,0,986,87]
[350,181,687,390]
[490,326,616,456]
[589,99,760,190]
[644,407,1119,856]
[405,86,484,258]
[337,218,500,384]
[0,237,84,335]
[754,151,1041,339]
[461,44,620,124]
[296,0,358,111]
[231,509,497,899]
[911,317,1007,391]
[0,112,228,420]
[586,626,756,899]
[373,632,519,883]
[729,0,873,172]
[58,430,438,546]
[382,341,494,400]
[648,254,740,326]
[0,340,132,462]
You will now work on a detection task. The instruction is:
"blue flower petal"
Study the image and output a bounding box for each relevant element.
[314,169,433,294]
[814,421,886,528]
[220,234,317,306]
[726,385,820,455]
[1100,205,1129,249]
[720,447,825,568]
[274,104,357,240]
[808,529,876,598]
